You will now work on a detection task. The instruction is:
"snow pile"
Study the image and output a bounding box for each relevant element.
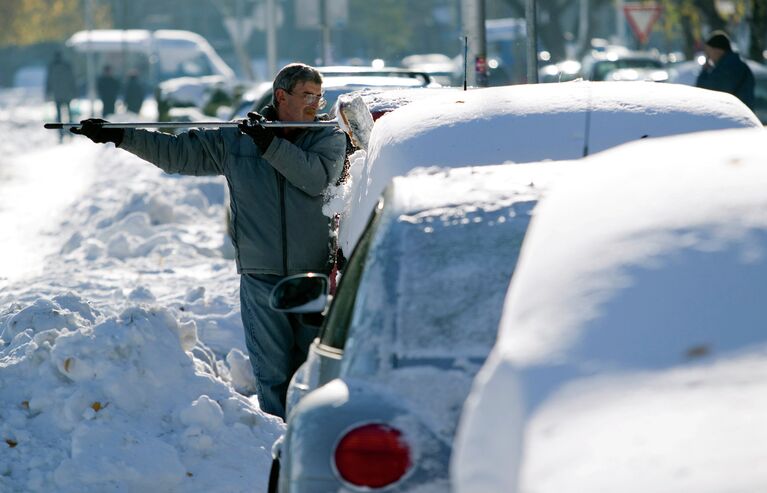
[1,299,280,492]
[0,98,283,492]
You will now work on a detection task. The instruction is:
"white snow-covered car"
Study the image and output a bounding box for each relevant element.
[451,127,767,493]
[269,162,565,492]
[265,81,760,493]
[340,81,761,255]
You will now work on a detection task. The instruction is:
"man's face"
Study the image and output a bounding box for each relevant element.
[276,81,323,122]
[704,45,725,64]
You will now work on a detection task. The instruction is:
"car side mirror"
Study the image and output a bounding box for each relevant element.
[269,273,330,314]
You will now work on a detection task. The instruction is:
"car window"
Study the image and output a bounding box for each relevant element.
[394,201,536,359]
[318,200,384,350]
[344,199,537,367]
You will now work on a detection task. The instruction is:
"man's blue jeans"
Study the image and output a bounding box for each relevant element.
[239,273,318,419]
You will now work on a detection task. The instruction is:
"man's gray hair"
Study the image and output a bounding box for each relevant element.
[272,63,323,108]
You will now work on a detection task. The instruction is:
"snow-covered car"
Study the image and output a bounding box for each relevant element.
[261,79,760,492]
[340,81,761,256]
[451,127,767,493]
[269,162,566,492]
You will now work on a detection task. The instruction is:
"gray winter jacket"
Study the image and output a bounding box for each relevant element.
[119,122,346,275]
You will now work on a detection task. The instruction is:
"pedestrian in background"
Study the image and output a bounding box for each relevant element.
[696,30,755,109]
[45,50,77,133]
[124,70,145,114]
[97,65,121,117]
[70,63,347,420]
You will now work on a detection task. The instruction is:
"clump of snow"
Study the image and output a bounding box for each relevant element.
[323,149,366,220]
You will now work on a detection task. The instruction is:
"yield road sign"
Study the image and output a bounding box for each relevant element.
[623,3,663,44]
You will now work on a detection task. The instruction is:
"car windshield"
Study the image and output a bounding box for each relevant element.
[592,58,663,81]
[347,199,536,365]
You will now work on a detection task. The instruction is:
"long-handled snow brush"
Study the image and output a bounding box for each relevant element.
[43,93,375,149]
[43,120,338,130]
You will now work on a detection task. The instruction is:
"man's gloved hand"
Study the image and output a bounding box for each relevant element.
[238,111,275,152]
[70,118,124,146]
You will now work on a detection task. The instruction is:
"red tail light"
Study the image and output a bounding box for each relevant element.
[334,423,411,488]
[371,110,388,121]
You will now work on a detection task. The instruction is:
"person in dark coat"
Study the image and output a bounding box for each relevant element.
[97,65,121,117]
[696,30,755,109]
[45,50,77,123]
[123,70,144,114]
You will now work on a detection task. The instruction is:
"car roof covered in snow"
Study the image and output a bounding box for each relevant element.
[340,82,760,254]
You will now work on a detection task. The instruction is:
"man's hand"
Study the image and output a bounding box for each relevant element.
[238,111,275,152]
[70,118,124,146]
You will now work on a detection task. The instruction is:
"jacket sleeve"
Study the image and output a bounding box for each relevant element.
[262,127,346,197]
[119,128,228,176]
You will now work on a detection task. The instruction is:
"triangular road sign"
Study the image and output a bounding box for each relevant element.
[624,3,663,45]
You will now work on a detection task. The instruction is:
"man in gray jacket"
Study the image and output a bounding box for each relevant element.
[72,63,347,419]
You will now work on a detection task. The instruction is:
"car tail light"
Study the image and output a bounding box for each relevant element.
[370,110,388,121]
[334,423,411,488]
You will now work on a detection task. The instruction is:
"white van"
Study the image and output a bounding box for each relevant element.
[65,29,235,88]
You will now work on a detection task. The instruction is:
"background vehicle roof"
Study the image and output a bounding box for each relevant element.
[315,65,436,85]
[340,82,760,254]
[452,127,767,492]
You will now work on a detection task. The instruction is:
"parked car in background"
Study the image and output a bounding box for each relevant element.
[401,53,457,85]
[66,29,237,119]
[269,162,566,492]
[538,60,582,83]
[451,127,767,493]
[229,66,439,120]
[580,46,665,81]
[230,75,430,120]
[66,29,235,87]
[340,81,761,255]
[262,79,760,492]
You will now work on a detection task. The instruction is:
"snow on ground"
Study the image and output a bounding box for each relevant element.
[0,91,283,492]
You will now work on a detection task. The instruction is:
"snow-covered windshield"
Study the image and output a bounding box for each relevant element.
[388,200,535,361]
[347,200,535,371]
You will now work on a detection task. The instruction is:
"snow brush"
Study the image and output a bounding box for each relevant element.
[44,94,375,150]
[43,120,339,130]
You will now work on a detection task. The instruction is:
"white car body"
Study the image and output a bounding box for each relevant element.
[275,82,759,492]
[452,127,767,493]
[277,162,566,492]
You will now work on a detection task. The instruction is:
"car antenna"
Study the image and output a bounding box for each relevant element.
[463,36,469,91]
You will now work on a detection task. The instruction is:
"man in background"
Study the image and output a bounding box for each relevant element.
[123,70,145,114]
[45,50,77,140]
[696,30,755,109]
[97,65,120,117]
